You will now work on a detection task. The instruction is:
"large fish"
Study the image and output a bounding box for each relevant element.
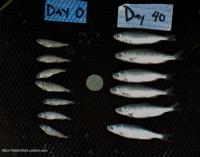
[112,69,171,83]
[37,111,71,120]
[107,124,169,141]
[115,49,183,64]
[39,124,68,139]
[35,81,70,92]
[115,103,178,118]
[36,68,66,79]
[37,55,70,63]
[110,84,172,98]
[113,32,176,45]
[36,39,69,48]
[43,98,74,106]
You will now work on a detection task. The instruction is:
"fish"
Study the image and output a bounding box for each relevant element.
[39,124,68,139]
[37,111,71,120]
[36,55,70,63]
[35,81,70,92]
[43,98,74,106]
[36,39,69,48]
[110,84,172,98]
[115,49,183,64]
[113,31,176,45]
[36,68,66,79]
[107,124,169,141]
[112,69,171,83]
[115,103,178,118]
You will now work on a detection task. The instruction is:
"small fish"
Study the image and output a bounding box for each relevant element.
[36,39,69,48]
[115,103,178,118]
[113,69,171,83]
[37,55,70,63]
[39,124,68,139]
[115,49,183,64]
[107,124,169,141]
[43,98,74,106]
[110,84,172,98]
[36,68,66,79]
[35,81,70,92]
[113,32,176,45]
[37,111,71,120]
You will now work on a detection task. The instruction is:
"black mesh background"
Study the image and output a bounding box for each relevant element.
[0,0,200,156]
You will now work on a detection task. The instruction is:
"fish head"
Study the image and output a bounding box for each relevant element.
[37,39,52,48]
[113,33,122,41]
[112,72,124,81]
[37,112,47,119]
[43,99,48,104]
[115,51,128,61]
[115,106,127,114]
[39,124,47,131]
[107,125,117,132]
[110,86,122,95]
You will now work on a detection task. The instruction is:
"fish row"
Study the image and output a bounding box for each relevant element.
[36,39,73,139]
[107,31,178,140]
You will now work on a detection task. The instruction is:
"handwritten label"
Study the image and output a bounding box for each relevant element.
[44,0,88,24]
[117,4,173,31]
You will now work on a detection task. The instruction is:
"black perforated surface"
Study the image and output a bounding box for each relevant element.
[1,0,200,156]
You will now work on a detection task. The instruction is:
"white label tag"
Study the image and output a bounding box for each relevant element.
[117,4,173,31]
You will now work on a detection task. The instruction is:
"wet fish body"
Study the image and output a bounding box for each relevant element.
[35,81,70,92]
[115,49,182,64]
[113,32,176,45]
[43,98,74,106]
[36,39,69,48]
[110,84,171,98]
[107,124,169,141]
[37,55,70,63]
[36,68,66,79]
[115,103,178,118]
[113,69,169,83]
[39,124,68,139]
[37,111,71,120]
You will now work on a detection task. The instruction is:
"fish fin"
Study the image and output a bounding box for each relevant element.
[174,50,184,60]
[171,103,181,111]
[167,35,176,41]
[161,134,173,143]
[166,87,175,96]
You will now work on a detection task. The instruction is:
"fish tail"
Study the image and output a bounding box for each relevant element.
[161,134,173,143]
[166,87,174,96]
[174,50,184,60]
[171,103,181,111]
[167,35,176,41]
[166,73,176,81]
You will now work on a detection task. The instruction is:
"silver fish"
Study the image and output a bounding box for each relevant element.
[110,84,172,98]
[39,124,68,139]
[36,68,66,79]
[115,103,178,118]
[35,81,70,92]
[107,124,169,141]
[37,55,70,63]
[36,39,69,48]
[115,49,183,64]
[113,32,176,45]
[43,98,74,106]
[37,111,71,120]
[113,69,170,83]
